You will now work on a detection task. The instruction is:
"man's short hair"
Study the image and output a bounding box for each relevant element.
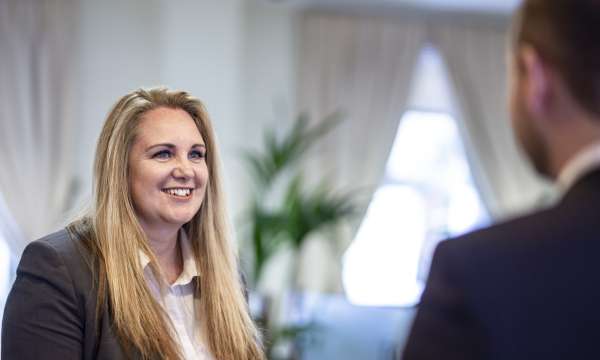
[513,0,600,116]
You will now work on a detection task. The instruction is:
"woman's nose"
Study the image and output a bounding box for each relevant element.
[172,159,194,179]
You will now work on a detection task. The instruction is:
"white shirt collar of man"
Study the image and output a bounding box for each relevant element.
[138,229,200,287]
[557,140,600,192]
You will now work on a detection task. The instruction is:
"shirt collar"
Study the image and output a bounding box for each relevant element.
[557,141,600,192]
[138,229,200,286]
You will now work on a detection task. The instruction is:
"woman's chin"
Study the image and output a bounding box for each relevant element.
[161,212,197,227]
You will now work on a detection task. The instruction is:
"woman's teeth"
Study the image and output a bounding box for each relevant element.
[162,188,192,197]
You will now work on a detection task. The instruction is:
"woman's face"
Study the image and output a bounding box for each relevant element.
[128,107,209,231]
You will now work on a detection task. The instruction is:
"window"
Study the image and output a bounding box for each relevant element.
[0,193,16,338]
[0,236,10,306]
[342,46,489,307]
[0,232,11,356]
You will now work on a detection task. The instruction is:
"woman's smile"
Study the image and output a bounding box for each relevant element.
[161,187,194,199]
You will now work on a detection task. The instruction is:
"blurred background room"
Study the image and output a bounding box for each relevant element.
[0,0,557,358]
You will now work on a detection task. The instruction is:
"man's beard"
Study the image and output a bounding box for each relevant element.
[512,101,552,179]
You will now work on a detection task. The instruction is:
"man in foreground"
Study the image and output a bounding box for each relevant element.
[403,1,600,359]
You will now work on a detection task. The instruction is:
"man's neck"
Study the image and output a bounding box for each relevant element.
[549,124,600,180]
[555,139,600,191]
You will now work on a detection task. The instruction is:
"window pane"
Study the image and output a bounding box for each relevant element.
[386,111,468,188]
[0,233,11,356]
[343,110,488,307]
[0,239,9,297]
[343,185,426,306]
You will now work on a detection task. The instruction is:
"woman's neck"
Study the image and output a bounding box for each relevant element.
[141,223,183,285]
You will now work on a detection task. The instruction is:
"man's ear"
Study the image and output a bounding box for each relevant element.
[520,45,552,117]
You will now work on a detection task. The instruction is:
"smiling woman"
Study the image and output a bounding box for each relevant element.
[1,88,264,360]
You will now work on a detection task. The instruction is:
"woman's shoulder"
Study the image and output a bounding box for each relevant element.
[21,223,96,292]
[27,224,92,262]
[31,228,79,254]
[4,225,103,359]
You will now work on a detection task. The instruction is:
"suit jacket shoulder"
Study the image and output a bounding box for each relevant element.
[404,170,600,359]
[2,228,127,360]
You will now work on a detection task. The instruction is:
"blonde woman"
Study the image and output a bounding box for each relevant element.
[1,88,264,360]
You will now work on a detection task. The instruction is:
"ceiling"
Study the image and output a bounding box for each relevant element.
[387,0,520,14]
[274,0,522,15]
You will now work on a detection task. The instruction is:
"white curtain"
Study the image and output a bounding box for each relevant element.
[431,21,554,219]
[0,0,80,256]
[296,13,426,291]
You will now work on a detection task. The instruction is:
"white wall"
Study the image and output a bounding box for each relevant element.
[242,0,299,135]
[76,0,164,205]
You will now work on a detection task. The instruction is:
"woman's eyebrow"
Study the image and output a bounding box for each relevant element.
[145,143,206,152]
[145,143,176,152]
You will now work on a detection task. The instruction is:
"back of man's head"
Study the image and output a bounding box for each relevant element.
[514,0,600,117]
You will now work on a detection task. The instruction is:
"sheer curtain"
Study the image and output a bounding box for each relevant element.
[0,0,80,256]
[297,13,426,291]
[431,21,554,219]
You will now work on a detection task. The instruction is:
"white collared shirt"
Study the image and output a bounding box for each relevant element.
[557,141,600,192]
[139,231,214,360]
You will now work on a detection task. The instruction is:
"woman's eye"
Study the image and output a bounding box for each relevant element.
[153,150,172,160]
[189,150,206,160]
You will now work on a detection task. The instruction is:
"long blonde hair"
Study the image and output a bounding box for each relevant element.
[69,87,264,360]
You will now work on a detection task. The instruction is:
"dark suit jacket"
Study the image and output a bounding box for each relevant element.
[403,169,600,360]
[2,229,133,359]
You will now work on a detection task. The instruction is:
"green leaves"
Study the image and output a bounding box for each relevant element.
[249,204,288,284]
[243,112,342,192]
[242,112,356,287]
[281,176,357,250]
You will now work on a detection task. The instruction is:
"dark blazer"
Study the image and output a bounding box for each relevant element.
[403,169,600,360]
[2,229,131,359]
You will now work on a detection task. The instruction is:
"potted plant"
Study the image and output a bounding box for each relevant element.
[241,113,358,359]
